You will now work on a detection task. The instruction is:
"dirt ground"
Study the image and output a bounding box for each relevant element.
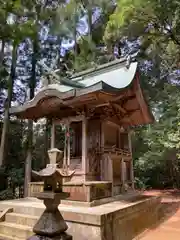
[138,189,180,239]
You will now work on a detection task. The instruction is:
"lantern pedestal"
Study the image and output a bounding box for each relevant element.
[27,149,74,240]
[28,193,72,240]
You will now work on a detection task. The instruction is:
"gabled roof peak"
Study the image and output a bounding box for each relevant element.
[55,53,137,82]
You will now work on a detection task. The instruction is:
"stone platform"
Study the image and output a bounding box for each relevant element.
[0,192,161,240]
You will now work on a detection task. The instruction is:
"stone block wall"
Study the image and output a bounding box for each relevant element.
[0,193,161,240]
[65,196,161,240]
[27,182,161,240]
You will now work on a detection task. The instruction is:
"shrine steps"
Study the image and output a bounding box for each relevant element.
[0,233,19,240]
[5,213,38,227]
[0,222,32,239]
[0,194,162,240]
[0,209,37,239]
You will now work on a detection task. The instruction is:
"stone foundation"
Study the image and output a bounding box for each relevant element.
[61,195,161,240]
[0,194,161,240]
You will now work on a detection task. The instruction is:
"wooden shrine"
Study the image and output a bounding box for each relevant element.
[10,57,154,203]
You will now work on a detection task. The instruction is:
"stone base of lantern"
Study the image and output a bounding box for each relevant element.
[28,233,72,240]
[27,192,72,240]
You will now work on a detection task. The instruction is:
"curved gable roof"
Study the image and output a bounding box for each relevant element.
[10,59,138,117]
[9,58,154,128]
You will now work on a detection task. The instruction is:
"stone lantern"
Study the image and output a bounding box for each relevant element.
[28,148,75,240]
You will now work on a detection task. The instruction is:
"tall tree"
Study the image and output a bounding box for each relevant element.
[23,0,70,196]
[0,44,17,166]
[0,0,34,166]
[103,0,180,188]
[104,0,180,72]
[23,1,48,197]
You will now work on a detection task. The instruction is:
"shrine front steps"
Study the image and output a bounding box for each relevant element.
[0,194,162,240]
[0,212,36,240]
[5,212,38,227]
[0,222,32,240]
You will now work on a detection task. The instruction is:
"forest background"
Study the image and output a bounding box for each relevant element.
[0,0,180,200]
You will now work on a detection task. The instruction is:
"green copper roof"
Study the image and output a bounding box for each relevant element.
[10,58,138,116]
[44,60,138,93]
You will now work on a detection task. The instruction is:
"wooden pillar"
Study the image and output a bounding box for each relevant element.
[110,157,114,196]
[121,158,125,183]
[100,122,104,181]
[72,125,76,157]
[67,123,70,167]
[63,125,67,167]
[128,131,134,189]
[50,121,55,149]
[121,158,125,191]
[82,116,88,178]
[128,131,134,188]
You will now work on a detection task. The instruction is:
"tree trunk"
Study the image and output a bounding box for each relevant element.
[87,5,93,43]
[0,44,17,166]
[24,120,33,197]
[24,39,37,197]
[73,3,78,58]
[0,40,5,65]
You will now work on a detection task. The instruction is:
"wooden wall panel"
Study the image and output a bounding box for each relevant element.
[104,123,117,147]
[87,119,101,179]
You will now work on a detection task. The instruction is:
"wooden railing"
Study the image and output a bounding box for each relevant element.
[97,147,131,157]
[28,182,43,197]
[0,208,13,222]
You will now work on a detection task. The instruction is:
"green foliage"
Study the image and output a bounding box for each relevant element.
[0,166,24,200]
[0,189,14,200]
[104,0,180,71]
[8,168,24,186]
[52,0,85,37]
[134,177,147,190]
[132,84,180,189]
[103,0,180,189]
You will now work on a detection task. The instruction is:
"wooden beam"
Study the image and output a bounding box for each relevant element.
[110,103,122,123]
[95,102,110,108]
[114,97,136,126]
[107,94,125,102]
[121,95,136,107]
[118,109,140,125]
[89,96,135,111]
[112,103,127,114]
[54,115,85,125]
[105,118,122,129]
[111,93,135,103]
[65,94,97,106]
[87,97,136,121]
[134,79,151,123]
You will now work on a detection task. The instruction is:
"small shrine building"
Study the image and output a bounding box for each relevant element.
[10,57,154,203]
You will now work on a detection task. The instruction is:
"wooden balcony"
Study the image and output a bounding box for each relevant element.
[97,147,131,158]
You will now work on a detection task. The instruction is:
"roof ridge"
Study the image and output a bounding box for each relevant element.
[70,57,127,80]
[55,53,137,82]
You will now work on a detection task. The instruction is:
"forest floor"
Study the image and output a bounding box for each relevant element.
[139,189,180,239]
